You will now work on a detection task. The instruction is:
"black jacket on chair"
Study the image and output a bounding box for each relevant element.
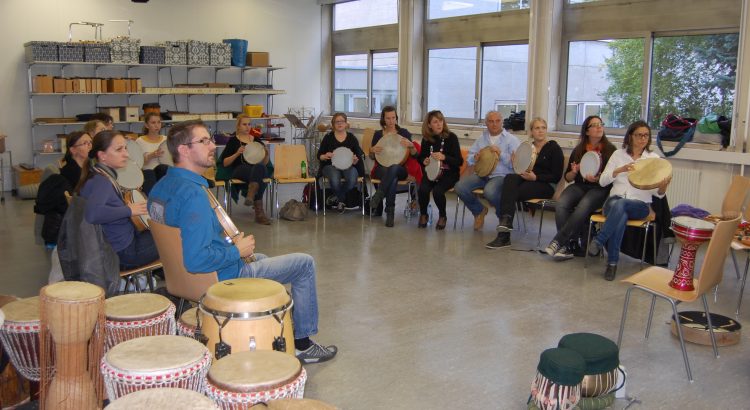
[620,195,674,266]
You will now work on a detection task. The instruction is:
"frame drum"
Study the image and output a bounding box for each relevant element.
[123,190,150,231]
[579,151,602,179]
[374,133,409,167]
[199,278,294,358]
[512,141,536,174]
[628,157,672,190]
[127,139,144,169]
[424,158,442,181]
[106,388,219,410]
[104,293,176,350]
[474,146,499,177]
[331,147,354,170]
[670,311,741,347]
[242,141,266,165]
[158,141,174,166]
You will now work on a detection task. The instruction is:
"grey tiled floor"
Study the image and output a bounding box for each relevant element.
[1,192,749,409]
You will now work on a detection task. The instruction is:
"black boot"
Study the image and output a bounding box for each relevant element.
[604,264,617,281]
[496,215,513,232]
[385,206,395,227]
[485,232,511,249]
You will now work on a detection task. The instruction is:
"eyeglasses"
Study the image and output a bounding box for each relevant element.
[183,137,215,147]
[587,122,605,129]
[72,141,92,147]
[632,132,650,139]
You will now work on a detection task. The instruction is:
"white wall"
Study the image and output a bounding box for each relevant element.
[0,0,322,170]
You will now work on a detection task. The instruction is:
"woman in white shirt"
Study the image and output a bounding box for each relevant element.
[587,120,671,281]
[136,112,170,194]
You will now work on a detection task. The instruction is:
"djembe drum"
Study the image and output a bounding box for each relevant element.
[0,298,32,408]
[104,293,176,350]
[670,216,716,291]
[177,307,200,339]
[0,296,45,382]
[106,388,219,409]
[528,348,585,410]
[205,350,307,409]
[39,281,105,410]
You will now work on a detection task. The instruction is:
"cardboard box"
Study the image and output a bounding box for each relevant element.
[99,107,121,122]
[65,79,74,93]
[33,75,54,93]
[85,78,92,93]
[13,165,43,186]
[53,77,66,93]
[246,52,269,67]
[107,78,127,93]
[120,106,139,122]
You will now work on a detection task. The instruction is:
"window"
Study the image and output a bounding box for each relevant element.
[334,0,398,31]
[481,44,528,119]
[648,33,738,129]
[428,0,529,20]
[564,39,644,128]
[427,47,477,119]
[334,52,399,116]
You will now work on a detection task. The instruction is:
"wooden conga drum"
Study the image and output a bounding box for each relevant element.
[39,281,105,410]
[104,293,176,350]
[199,279,294,358]
[206,350,307,409]
[106,387,219,409]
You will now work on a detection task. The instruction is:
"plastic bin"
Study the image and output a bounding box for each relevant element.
[222,39,247,67]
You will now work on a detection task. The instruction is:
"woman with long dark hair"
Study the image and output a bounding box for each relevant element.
[60,131,92,189]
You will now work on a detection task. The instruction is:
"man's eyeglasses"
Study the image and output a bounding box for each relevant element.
[183,137,215,147]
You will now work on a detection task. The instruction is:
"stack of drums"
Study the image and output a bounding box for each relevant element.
[100,335,211,400]
[0,296,46,382]
[104,293,176,350]
[107,387,219,409]
[205,350,307,409]
[558,333,620,409]
[528,347,585,410]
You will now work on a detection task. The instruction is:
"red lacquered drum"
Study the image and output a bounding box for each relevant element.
[206,350,306,409]
[105,293,176,350]
[178,307,200,338]
[0,296,46,381]
[100,335,211,400]
[670,216,716,291]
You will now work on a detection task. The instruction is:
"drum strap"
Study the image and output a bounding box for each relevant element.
[202,187,256,263]
[271,311,286,353]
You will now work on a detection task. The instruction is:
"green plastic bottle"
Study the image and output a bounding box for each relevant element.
[301,160,307,178]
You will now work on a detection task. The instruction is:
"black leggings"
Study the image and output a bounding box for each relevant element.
[499,174,555,220]
[232,163,268,201]
[418,175,458,217]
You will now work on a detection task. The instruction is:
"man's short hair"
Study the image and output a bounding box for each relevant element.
[167,120,206,163]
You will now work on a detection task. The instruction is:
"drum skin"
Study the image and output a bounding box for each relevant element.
[670,311,741,347]
[475,146,498,177]
[106,388,219,410]
[374,133,409,167]
[331,147,354,170]
[424,159,442,181]
[512,142,536,174]
[208,351,301,393]
[199,279,295,357]
[628,157,672,190]
[579,151,601,179]
[158,141,174,166]
[242,142,266,165]
[671,216,714,242]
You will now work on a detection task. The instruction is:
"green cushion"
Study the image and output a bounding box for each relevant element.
[537,347,586,387]
[558,333,619,375]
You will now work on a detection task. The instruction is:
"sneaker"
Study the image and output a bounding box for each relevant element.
[553,246,575,261]
[496,215,513,232]
[296,341,338,364]
[588,239,602,257]
[545,240,562,257]
[336,202,346,213]
[485,232,511,249]
[326,195,339,207]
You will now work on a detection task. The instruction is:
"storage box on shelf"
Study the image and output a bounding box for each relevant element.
[161,41,188,65]
[58,43,84,62]
[139,46,165,64]
[24,41,58,62]
[110,37,140,64]
[83,42,110,63]
[209,43,231,66]
[188,41,210,66]
[246,52,269,67]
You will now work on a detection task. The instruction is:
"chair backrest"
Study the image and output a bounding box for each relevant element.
[721,175,750,217]
[551,154,570,201]
[361,128,375,156]
[459,147,470,176]
[274,144,308,179]
[695,215,742,294]
[202,165,217,181]
[150,220,218,302]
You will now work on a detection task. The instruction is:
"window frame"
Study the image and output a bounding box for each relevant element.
[332,49,399,118]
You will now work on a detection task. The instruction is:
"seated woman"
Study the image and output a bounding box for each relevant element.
[417,110,463,230]
[60,131,92,189]
[317,112,365,213]
[217,114,272,225]
[545,115,616,260]
[83,120,107,138]
[76,130,159,270]
[369,106,421,227]
[491,118,563,249]
[587,120,671,281]
[136,112,170,195]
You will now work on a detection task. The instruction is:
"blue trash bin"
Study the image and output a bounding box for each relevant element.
[222,39,248,67]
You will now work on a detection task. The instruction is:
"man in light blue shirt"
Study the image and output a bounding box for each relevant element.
[148,120,337,364]
[454,111,520,247]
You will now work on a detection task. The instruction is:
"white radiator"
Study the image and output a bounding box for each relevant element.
[668,168,701,206]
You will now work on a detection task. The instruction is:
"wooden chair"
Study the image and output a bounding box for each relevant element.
[524,155,570,247]
[616,215,741,381]
[272,144,318,218]
[119,260,162,294]
[150,220,218,313]
[717,175,750,314]
[584,209,657,268]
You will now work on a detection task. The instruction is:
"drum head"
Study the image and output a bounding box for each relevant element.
[126,190,150,226]
[374,133,408,167]
[208,350,301,392]
[42,282,102,302]
[118,162,144,190]
[201,278,289,315]
[579,151,601,178]
[425,159,441,181]
[106,388,219,410]
[331,147,354,170]
[672,216,715,231]
[1,296,40,323]
[242,141,266,165]
[179,307,199,328]
[126,140,144,169]
[512,142,535,174]
[671,311,741,347]
[475,146,499,177]
[628,157,672,190]
[158,141,173,166]
[105,294,170,320]
[106,335,207,372]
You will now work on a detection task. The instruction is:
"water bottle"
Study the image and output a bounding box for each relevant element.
[300,160,307,178]
[427,203,434,226]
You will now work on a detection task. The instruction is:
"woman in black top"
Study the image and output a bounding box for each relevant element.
[218,114,271,225]
[417,110,463,230]
[60,131,93,189]
[317,112,365,212]
[545,115,617,260]
[497,118,564,236]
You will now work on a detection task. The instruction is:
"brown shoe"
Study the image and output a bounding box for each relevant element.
[253,200,271,225]
[245,182,260,206]
[473,206,488,231]
[436,216,447,230]
[418,215,428,228]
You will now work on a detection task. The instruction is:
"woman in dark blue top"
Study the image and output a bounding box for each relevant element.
[316,112,365,212]
[76,130,159,270]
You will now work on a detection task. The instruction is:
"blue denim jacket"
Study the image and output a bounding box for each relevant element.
[466,129,520,178]
[148,167,242,280]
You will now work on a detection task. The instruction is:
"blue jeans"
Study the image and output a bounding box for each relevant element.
[553,183,610,246]
[239,253,318,339]
[117,230,159,270]
[594,196,650,264]
[373,164,408,208]
[321,165,358,203]
[454,174,505,219]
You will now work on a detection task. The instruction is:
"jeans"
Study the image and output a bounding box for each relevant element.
[454,174,505,219]
[117,230,159,270]
[321,165,358,203]
[552,183,610,246]
[232,163,269,201]
[373,164,408,208]
[499,174,554,221]
[239,253,319,339]
[595,196,650,264]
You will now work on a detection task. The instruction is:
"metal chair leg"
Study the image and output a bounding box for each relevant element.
[736,253,750,316]
[645,295,656,338]
[731,248,741,280]
[453,196,460,230]
[585,220,594,268]
[177,298,186,316]
[701,294,720,358]
[640,222,649,268]
[536,206,546,248]
[617,286,634,347]
[670,299,693,382]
